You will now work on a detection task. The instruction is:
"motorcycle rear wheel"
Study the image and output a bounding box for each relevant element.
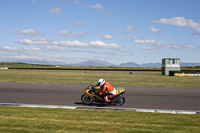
[81,95,93,105]
[112,95,125,106]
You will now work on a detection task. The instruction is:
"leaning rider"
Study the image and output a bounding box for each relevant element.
[96,78,116,103]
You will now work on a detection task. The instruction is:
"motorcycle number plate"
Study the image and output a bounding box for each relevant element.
[116,87,125,91]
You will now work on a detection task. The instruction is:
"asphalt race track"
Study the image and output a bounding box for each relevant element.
[0,82,200,111]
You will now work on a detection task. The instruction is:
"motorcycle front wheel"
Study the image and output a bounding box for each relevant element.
[81,95,93,105]
[112,95,125,106]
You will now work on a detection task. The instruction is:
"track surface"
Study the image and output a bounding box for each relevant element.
[0,82,200,111]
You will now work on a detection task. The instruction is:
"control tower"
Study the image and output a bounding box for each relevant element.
[162,58,181,75]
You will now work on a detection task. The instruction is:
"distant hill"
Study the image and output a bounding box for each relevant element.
[70,60,200,68]
[118,62,141,67]
[118,62,200,68]
[118,62,161,68]
[1,60,200,68]
[69,61,162,68]
[141,63,161,68]
[181,62,200,67]
[70,60,116,67]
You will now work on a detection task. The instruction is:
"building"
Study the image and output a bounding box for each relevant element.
[162,58,181,75]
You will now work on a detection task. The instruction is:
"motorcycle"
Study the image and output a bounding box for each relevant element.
[81,85,126,106]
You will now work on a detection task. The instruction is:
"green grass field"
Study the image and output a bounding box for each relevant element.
[0,65,200,132]
[0,106,200,133]
[0,69,199,87]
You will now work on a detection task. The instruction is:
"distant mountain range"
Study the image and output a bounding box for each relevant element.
[181,62,200,67]
[69,60,200,68]
[118,62,162,68]
[70,60,115,67]
[3,60,199,68]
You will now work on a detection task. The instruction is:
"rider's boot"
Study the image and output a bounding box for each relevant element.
[103,96,110,103]
[105,100,110,103]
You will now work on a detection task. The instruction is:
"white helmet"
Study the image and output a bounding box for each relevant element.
[97,78,105,87]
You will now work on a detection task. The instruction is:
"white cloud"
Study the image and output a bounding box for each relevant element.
[23,47,41,51]
[13,29,39,35]
[56,30,74,37]
[142,47,158,50]
[129,35,198,50]
[53,40,89,47]
[186,45,200,49]
[91,4,104,10]
[17,38,51,45]
[89,41,122,49]
[17,38,122,49]
[141,43,183,50]
[84,4,104,10]
[154,17,193,27]
[125,36,138,41]
[2,46,18,51]
[134,39,156,44]
[134,39,161,45]
[170,37,176,40]
[102,35,114,40]
[42,45,67,52]
[153,17,200,35]
[148,26,160,33]
[74,32,90,38]
[53,40,122,49]
[133,37,186,50]
[73,21,85,25]
[163,43,182,49]
[125,25,135,33]
[50,7,62,14]
[1,46,41,53]
[32,47,41,51]
[56,30,90,38]
[2,55,65,64]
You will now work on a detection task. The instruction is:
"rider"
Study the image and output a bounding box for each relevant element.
[96,78,116,103]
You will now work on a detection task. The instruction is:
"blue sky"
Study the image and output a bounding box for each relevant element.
[0,0,200,65]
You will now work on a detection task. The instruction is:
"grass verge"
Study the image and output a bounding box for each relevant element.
[0,69,200,87]
[0,106,200,132]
